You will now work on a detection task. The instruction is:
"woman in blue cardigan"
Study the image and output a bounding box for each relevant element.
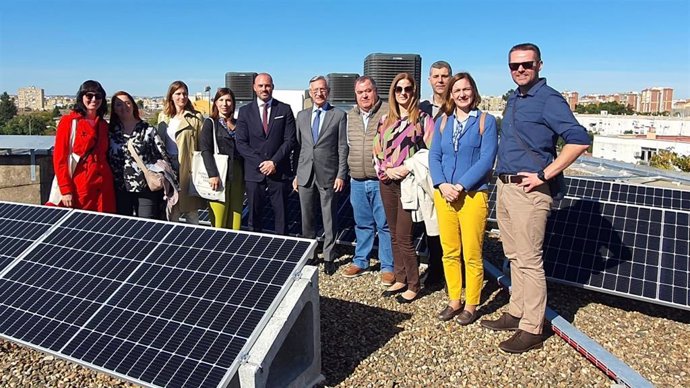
[429,72,498,325]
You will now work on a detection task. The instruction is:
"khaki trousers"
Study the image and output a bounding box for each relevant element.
[434,190,488,304]
[496,180,553,334]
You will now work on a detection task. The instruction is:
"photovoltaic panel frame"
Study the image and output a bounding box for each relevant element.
[0,208,315,388]
[0,202,70,273]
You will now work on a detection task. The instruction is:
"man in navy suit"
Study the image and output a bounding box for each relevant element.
[235,73,297,235]
[293,75,348,275]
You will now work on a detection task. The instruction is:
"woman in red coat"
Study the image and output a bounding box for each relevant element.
[50,80,116,212]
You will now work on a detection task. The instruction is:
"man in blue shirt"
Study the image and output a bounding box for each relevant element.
[480,43,590,353]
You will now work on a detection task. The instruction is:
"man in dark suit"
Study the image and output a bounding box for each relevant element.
[235,73,297,235]
[293,76,348,275]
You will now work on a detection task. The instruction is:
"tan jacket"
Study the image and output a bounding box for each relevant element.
[157,110,206,213]
[346,99,389,180]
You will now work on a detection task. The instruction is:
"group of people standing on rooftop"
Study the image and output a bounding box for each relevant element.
[50,42,589,354]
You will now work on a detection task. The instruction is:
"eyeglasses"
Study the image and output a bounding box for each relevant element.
[508,61,536,71]
[311,88,328,94]
[394,86,413,94]
[84,92,103,100]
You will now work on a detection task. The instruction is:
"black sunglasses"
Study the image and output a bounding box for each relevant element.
[394,86,414,94]
[508,61,536,71]
[84,92,103,100]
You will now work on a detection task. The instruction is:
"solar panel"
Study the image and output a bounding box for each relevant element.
[542,197,690,311]
[0,202,69,272]
[0,208,315,388]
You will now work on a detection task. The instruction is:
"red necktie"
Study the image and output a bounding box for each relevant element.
[262,103,269,134]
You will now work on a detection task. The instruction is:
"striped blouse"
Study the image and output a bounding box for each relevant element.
[373,112,435,181]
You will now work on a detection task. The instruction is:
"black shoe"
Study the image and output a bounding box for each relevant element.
[499,330,544,354]
[423,282,445,293]
[395,292,419,304]
[381,286,407,297]
[323,261,336,276]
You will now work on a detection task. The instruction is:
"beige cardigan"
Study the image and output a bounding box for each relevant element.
[401,149,439,236]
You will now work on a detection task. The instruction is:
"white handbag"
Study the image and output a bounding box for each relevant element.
[189,119,229,202]
[47,119,79,205]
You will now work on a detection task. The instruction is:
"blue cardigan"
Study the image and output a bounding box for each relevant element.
[429,110,498,192]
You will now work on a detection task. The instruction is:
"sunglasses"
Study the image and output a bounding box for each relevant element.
[394,86,414,94]
[84,92,103,100]
[508,61,536,71]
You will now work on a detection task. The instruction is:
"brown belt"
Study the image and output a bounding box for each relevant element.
[498,174,524,184]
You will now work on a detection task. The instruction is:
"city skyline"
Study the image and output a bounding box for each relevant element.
[1,0,688,99]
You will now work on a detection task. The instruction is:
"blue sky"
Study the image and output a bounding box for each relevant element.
[1,0,688,99]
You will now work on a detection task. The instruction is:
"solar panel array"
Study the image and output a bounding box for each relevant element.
[198,174,689,310]
[485,176,690,310]
[0,202,314,388]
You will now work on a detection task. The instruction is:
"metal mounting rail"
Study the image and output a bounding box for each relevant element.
[483,259,653,388]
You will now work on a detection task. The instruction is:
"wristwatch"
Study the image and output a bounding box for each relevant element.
[537,170,547,182]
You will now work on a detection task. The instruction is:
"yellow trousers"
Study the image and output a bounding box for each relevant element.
[209,159,244,230]
[433,190,488,304]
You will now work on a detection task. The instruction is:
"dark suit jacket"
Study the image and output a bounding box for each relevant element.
[235,99,297,182]
[199,118,236,181]
[294,104,348,187]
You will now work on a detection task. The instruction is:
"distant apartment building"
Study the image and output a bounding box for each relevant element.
[672,99,690,117]
[619,92,640,111]
[45,96,76,110]
[577,94,603,106]
[561,91,579,111]
[640,87,673,113]
[17,86,45,111]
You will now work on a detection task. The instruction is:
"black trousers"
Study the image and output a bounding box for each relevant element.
[115,189,164,219]
[245,178,290,235]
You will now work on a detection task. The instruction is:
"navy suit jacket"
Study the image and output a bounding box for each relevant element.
[235,99,297,182]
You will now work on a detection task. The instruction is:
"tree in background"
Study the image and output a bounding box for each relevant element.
[51,106,62,117]
[649,149,690,172]
[575,101,634,115]
[0,112,54,135]
[0,92,18,127]
[136,99,144,109]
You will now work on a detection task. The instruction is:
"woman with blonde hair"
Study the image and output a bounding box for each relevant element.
[429,72,498,324]
[157,80,205,223]
[373,73,435,303]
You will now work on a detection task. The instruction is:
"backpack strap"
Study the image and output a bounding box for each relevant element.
[438,113,448,133]
[479,112,487,136]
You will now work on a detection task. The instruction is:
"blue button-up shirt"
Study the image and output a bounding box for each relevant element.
[496,78,590,174]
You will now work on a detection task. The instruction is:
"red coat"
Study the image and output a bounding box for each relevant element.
[51,111,116,212]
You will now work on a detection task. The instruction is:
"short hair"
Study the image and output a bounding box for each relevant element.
[210,87,236,120]
[109,91,140,132]
[163,80,196,117]
[441,72,482,115]
[309,75,329,90]
[509,43,542,61]
[73,80,108,118]
[254,72,273,86]
[429,60,452,75]
[354,75,377,93]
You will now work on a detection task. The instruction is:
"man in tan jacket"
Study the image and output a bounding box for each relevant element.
[341,76,395,286]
